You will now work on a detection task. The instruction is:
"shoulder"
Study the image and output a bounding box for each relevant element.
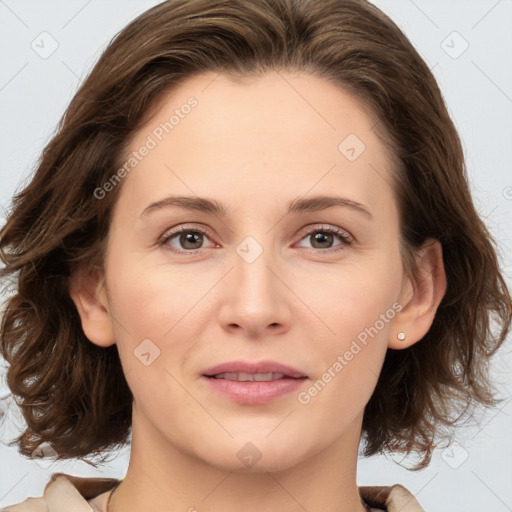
[2,473,120,512]
[359,483,425,512]
[1,498,48,512]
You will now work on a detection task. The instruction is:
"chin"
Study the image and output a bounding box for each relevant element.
[197,438,310,474]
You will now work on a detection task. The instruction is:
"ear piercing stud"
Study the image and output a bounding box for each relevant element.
[397,332,406,341]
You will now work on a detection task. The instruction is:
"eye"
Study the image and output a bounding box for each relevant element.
[159,226,216,253]
[296,225,354,251]
[159,224,354,254]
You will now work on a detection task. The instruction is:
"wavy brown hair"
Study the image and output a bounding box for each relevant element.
[1,0,511,470]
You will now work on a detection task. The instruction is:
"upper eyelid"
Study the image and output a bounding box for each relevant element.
[160,223,215,241]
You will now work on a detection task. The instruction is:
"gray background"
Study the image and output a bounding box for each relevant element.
[0,1,511,510]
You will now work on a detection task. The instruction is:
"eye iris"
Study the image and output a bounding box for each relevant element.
[311,232,333,249]
[180,231,203,249]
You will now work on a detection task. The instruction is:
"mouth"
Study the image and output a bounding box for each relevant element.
[206,372,306,382]
[201,360,308,404]
[202,360,308,379]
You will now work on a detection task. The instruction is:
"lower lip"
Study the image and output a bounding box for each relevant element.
[202,376,307,404]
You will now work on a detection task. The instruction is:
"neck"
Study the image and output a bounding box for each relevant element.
[108,407,369,512]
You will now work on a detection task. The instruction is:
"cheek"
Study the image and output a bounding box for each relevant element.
[104,253,219,394]
[107,254,209,337]
[295,274,396,431]
[105,261,200,415]
[295,254,402,394]
[298,255,402,341]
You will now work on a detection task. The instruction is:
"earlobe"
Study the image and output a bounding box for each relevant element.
[389,239,447,350]
[68,269,116,347]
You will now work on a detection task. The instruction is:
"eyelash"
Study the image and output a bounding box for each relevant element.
[159,224,354,254]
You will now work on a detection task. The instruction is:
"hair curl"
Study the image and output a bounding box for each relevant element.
[1,0,511,470]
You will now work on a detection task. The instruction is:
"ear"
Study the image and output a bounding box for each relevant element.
[68,268,116,347]
[388,239,447,350]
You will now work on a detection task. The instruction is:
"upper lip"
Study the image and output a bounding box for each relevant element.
[203,360,307,378]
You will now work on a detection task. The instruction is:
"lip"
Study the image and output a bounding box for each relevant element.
[202,376,307,404]
[201,360,308,405]
[202,360,307,378]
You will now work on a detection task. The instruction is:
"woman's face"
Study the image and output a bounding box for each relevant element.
[94,71,412,471]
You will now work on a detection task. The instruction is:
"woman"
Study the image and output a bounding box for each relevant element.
[1,0,510,511]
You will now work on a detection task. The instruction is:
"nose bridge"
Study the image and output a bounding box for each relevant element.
[218,230,291,333]
[232,232,277,302]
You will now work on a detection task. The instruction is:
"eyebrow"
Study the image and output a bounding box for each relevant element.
[139,194,372,219]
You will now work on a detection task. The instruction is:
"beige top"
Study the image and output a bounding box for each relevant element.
[1,473,426,512]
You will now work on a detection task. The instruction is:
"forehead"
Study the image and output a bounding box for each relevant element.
[116,71,397,221]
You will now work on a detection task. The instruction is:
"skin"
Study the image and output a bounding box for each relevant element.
[70,71,446,512]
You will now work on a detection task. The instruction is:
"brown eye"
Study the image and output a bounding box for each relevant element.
[160,227,214,253]
[310,231,335,249]
[296,226,353,251]
[177,231,205,250]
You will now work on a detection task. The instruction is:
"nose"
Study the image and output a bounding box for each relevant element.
[216,241,293,338]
